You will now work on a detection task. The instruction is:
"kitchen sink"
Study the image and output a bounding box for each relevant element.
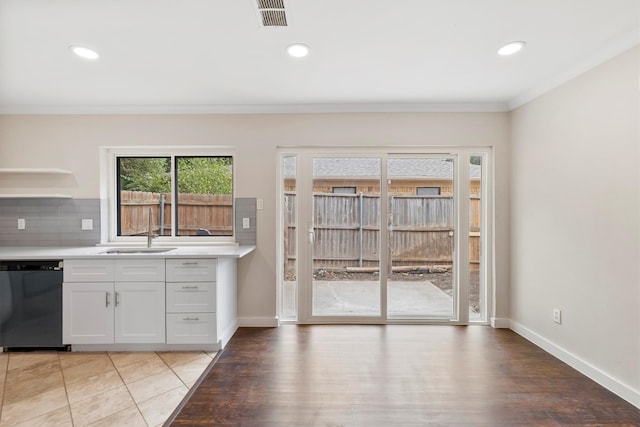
[101,247,177,254]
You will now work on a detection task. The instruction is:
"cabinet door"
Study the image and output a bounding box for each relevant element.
[166,313,217,344]
[114,282,165,344]
[115,259,165,282]
[166,259,216,282]
[63,282,114,344]
[166,282,216,313]
[64,259,115,282]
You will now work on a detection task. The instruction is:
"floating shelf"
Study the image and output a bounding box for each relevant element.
[0,168,72,175]
[0,168,74,198]
[0,193,73,199]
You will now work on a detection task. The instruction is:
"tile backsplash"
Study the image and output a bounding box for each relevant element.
[0,197,256,247]
[0,198,100,247]
[234,198,257,245]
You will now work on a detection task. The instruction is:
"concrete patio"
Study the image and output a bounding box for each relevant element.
[283,280,454,318]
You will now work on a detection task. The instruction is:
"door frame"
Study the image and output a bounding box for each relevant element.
[276,146,493,326]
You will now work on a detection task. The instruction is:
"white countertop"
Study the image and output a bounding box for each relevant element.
[0,245,256,260]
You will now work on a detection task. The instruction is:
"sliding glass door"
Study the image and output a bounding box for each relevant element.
[278,149,490,324]
[311,157,381,317]
[386,156,456,319]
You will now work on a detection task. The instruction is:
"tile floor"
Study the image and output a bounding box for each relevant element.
[0,350,216,426]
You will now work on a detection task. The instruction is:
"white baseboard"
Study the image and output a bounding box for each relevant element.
[70,343,220,352]
[510,320,640,409]
[238,316,279,327]
[219,319,239,348]
[490,317,510,328]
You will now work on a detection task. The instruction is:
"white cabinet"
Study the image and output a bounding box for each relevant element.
[166,259,216,282]
[114,282,165,343]
[63,282,114,344]
[166,313,217,344]
[63,259,115,282]
[63,259,166,345]
[166,281,216,312]
[62,255,238,350]
[115,259,165,282]
[165,259,217,344]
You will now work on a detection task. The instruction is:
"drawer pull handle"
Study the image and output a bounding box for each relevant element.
[105,291,110,307]
[183,317,200,321]
[182,262,199,266]
[115,291,120,307]
[181,285,199,290]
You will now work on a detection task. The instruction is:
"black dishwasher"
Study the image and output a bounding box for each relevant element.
[0,260,65,349]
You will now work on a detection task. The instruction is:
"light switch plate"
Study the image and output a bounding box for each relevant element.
[242,217,250,229]
[17,218,25,230]
[81,219,93,230]
[257,198,264,210]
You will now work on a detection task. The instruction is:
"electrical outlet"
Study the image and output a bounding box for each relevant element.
[553,308,562,324]
[257,198,264,210]
[17,218,25,230]
[242,217,250,229]
[81,219,93,230]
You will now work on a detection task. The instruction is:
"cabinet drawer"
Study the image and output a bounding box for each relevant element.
[166,313,217,344]
[114,259,165,282]
[166,282,216,313]
[64,259,115,282]
[166,259,216,282]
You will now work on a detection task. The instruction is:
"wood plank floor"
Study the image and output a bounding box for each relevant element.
[167,325,640,426]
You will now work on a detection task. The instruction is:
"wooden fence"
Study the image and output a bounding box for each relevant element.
[284,193,481,271]
[121,191,480,267]
[119,191,233,236]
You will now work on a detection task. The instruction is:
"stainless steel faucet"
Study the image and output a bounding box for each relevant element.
[147,208,157,247]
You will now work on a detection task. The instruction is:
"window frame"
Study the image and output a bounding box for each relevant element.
[100,146,236,245]
[332,186,357,194]
[416,186,441,196]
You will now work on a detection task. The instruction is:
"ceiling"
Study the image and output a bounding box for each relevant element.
[1,0,638,114]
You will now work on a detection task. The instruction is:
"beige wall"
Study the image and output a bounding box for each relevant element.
[511,46,640,402]
[2,47,636,404]
[0,112,511,324]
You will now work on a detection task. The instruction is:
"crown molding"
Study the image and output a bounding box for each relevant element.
[0,102,509,115]
[508,27,640,110]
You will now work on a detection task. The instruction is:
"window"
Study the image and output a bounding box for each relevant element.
[416,186,441,196]
[103,147,234,243]
[332,186,357,194]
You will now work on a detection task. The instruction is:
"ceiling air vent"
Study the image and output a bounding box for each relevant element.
[255,0,288,27]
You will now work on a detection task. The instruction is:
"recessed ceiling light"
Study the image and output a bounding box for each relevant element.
[498,41,526,56]
[286,43,309,58]
[70,45,99,60]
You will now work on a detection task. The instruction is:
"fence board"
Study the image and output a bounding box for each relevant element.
[284,192,480,270]
[120,191,232,236]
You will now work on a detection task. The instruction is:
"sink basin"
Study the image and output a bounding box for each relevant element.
[101,247,177,254]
